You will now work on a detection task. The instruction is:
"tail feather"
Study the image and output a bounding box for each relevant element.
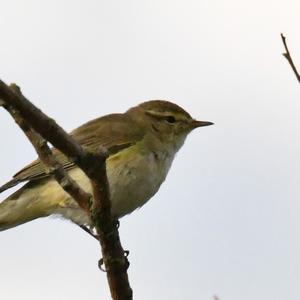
[0,182,54,231]
[0,199,27,231]
[0,168,89,231]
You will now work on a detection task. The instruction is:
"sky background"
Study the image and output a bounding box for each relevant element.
[1,1,300,299]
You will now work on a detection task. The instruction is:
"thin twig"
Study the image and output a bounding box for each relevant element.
[0,81,132,300]
[280,33,300,83]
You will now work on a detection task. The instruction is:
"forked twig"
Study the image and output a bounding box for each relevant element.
[281,33,300,83]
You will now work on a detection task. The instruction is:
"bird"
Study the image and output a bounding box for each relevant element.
[0,100,213,232]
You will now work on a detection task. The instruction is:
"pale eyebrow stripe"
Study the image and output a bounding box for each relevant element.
[145,110,187,121]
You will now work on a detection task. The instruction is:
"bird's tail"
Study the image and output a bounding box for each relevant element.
[0,182,56,231]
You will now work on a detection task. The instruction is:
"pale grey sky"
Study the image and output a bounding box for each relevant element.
[1,1,300,299]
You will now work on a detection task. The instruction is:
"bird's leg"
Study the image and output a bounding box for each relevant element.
[77,219,118,241]
[78,224,99,241]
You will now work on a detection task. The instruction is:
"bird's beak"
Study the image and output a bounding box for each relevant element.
[190,120,214,129]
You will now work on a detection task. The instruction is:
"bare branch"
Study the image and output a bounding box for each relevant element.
[0,80,85,159]
[0,81,132,300]
[281,33,300,83]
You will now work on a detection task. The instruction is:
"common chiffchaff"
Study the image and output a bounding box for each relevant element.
[0,100,213,231]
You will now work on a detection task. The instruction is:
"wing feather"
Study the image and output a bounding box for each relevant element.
[0,113,144,193]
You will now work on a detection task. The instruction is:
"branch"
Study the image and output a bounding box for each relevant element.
[0,81,85,159]
[0,81,132,300]
[280,33,300,83]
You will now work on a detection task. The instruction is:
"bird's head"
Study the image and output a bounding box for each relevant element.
[126,100,213,150]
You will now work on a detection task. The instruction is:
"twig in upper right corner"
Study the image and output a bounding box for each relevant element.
[280,33,300,83]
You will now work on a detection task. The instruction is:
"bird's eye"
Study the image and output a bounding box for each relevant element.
[165,116,176,124]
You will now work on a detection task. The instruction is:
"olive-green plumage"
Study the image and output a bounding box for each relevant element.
[0,100,213,231]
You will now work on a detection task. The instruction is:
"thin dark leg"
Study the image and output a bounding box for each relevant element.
[78,224,99,241]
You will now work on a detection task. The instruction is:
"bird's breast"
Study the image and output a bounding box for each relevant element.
[58,142,177,223]
[106,144,175,217]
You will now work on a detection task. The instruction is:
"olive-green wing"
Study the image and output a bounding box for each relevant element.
[0,113,144,193]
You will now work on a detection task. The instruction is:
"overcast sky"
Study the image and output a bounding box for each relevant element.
[1,1,300,299]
